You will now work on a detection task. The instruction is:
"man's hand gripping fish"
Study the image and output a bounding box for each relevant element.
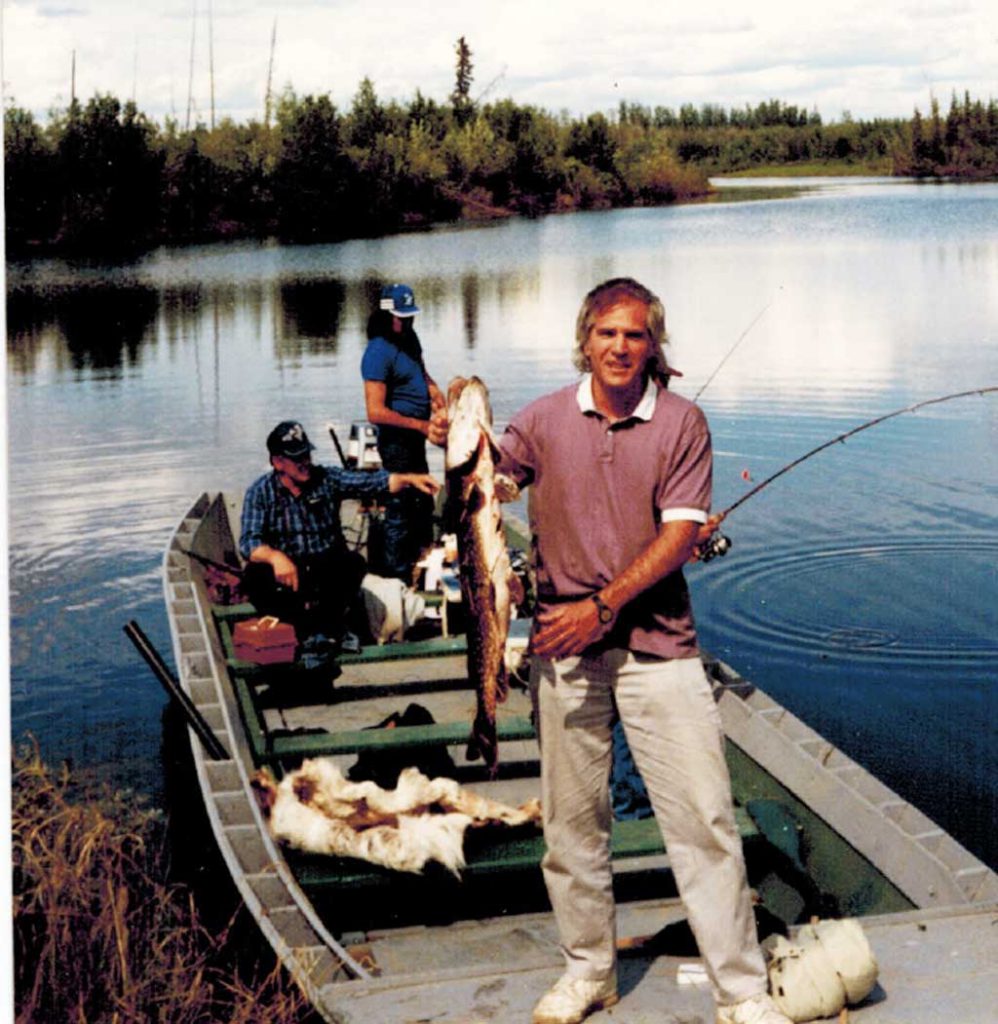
[445,377,523,778]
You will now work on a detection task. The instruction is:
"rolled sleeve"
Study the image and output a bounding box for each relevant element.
[660,506,708,525]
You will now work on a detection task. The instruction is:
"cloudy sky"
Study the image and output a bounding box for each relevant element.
[2,0,996,127]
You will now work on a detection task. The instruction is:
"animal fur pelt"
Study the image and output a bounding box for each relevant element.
[251,758,541,875]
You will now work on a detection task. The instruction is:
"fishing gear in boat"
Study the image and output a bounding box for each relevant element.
[327,422,349,467]
[698,385,998,563]
[124,619,230,760]
[184,548,244,576]
[184,549,247,604]
[697,532,732,562]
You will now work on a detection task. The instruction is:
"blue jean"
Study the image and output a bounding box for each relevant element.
[610,718,652,820]
[381,488,434,580]
[242,547,367,640]
[378,436,434,581]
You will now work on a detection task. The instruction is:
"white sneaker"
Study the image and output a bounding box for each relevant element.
[716,992,794,1024]
[532,973,619,1024]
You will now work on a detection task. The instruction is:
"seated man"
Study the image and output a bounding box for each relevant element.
[239,420,439,645]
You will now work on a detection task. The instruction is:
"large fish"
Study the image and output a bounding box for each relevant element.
[445,376,522,778]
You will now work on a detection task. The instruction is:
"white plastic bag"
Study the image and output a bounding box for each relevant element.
[765,918,878,1022]
[360,574,426,644]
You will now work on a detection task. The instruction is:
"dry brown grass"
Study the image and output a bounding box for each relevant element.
[12,739,316,1023]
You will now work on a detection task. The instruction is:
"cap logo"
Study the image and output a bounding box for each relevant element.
[380,283,419,315]
[282,423,306,444]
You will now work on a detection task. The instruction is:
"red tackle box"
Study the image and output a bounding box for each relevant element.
[232,616,298,664]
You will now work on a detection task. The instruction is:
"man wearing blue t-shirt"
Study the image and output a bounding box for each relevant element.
[361,283,447,581]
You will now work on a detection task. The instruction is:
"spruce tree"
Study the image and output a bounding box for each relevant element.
[452,37,474,126]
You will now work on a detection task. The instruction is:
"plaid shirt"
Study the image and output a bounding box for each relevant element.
[239,464,390,561]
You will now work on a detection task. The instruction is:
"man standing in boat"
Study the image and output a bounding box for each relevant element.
[361,283,447,583]
[239,419,439,646]
[496,278,790,1024]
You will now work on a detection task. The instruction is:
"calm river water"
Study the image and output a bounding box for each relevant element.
[7,178,997,869]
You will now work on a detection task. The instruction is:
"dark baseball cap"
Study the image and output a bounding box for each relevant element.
[266,420,315,459]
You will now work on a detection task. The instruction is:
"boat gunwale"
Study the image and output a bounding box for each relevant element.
[710,658,997,908]
[162,489,998,1021]
[163,491,375,997]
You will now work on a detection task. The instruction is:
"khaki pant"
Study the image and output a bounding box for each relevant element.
[531,649,768,1005]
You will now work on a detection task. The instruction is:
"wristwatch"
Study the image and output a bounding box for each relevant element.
[591,593,615,625]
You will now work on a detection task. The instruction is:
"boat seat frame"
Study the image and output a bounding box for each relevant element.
[291,809,760,891]
[208,601,762,892]
[213,603,535,768]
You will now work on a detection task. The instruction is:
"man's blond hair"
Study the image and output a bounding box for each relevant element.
[572,277,673,381]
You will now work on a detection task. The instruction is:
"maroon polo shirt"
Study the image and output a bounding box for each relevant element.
[498,376,711,660]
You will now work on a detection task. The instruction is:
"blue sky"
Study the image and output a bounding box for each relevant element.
[2,0,997,125]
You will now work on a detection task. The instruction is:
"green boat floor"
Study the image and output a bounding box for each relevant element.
[290,810,760,890]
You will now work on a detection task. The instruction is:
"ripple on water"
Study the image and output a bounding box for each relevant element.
[822,626,898,649]
[695,536,998,667]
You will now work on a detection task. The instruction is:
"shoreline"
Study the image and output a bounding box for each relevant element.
[5,166,894,262]
[12,163,998,264]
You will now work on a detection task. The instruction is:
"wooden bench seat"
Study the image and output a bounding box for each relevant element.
[264,714,536,762]
[213,604,529,676]
[214,600,535,767]
[227,669,535,768]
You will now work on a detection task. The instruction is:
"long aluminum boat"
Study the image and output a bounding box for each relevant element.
[164,491,997,1023]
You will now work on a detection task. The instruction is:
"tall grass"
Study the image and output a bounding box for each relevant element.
[11,740,316,1023]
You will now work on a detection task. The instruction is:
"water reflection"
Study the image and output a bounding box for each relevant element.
[6,181,998,870]
[278,278,346,353]
[7,281,159,375]
[460,275,480,348]
[160,283,206,352]
[6,260,554,383]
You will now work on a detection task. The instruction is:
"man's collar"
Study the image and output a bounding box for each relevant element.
[272,468,300,498]
[576,374,658,422]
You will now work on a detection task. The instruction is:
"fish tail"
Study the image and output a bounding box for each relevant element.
[467,709,499,779]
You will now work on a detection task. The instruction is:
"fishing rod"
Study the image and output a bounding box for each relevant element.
[327,422,349,468]
[686,295,776,559]
[692,296,775,403]
[697,385,998,561]
[185,548,244,577]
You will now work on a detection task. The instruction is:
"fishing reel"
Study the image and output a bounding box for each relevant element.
[698,533,732,563]
[508,549,530,576]
[508,548,535,615]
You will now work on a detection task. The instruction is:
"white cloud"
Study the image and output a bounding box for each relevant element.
[2,0,996,125]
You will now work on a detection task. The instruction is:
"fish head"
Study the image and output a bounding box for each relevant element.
[446,375,495,471]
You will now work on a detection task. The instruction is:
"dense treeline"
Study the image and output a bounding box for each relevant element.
[617,99,902,172]
[895,92,998,178]
[3,81,707,253]
[618,98,822,129]
[5,80,997,255]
